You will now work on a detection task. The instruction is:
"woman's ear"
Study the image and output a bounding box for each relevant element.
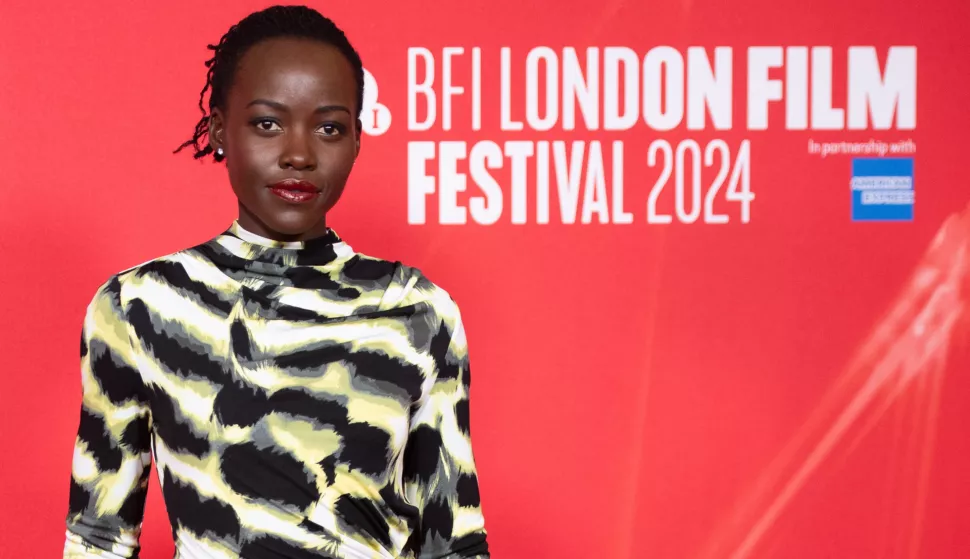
[209,109,225,153]
[354,119,362,157]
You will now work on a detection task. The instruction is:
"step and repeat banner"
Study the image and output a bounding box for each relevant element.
[1,1,969,557]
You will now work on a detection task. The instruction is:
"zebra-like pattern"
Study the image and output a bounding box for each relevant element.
[64,222,489,558]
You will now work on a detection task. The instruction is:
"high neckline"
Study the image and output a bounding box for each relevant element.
[198,221,355,276]
[228,221,341,250]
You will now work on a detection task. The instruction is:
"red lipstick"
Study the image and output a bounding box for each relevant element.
[268,179,320,204]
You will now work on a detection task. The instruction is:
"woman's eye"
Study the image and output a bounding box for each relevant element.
[319,124,341,137]
[255,119,282,132]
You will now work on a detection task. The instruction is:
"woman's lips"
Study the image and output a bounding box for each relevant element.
[268,180,320,204]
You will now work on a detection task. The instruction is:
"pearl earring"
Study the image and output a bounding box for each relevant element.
[216,147,224,157]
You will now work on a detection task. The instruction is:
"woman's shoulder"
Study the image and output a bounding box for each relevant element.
[86,246,204,303]
[349,250,463,321]
[117,245,200,278]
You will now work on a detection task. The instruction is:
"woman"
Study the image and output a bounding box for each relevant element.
[64,6,489,558]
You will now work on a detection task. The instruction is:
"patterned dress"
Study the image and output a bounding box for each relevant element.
[64,223,489,558]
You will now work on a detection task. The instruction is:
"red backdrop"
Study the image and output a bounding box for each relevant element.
[1,1,969,557]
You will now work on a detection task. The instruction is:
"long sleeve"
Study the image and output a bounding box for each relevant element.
[404,302,490,558]
[64,276,153,559]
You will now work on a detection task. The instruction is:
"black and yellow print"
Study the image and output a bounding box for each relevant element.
[64,223,489,559]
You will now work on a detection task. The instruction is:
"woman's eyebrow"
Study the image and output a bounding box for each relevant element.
[246,99,350,115]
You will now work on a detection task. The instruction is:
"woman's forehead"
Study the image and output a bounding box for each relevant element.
[236,39,353,83]
[230,38,357,103]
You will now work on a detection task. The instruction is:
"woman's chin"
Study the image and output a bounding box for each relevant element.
[264,214,328,237]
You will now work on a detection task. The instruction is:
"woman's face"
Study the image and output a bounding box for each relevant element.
[209,37,361,241]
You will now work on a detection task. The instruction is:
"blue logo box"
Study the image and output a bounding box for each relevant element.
[851,158,914,222]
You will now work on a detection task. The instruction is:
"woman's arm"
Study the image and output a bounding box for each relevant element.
[63,277,153,559]
[404,301,490,559]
